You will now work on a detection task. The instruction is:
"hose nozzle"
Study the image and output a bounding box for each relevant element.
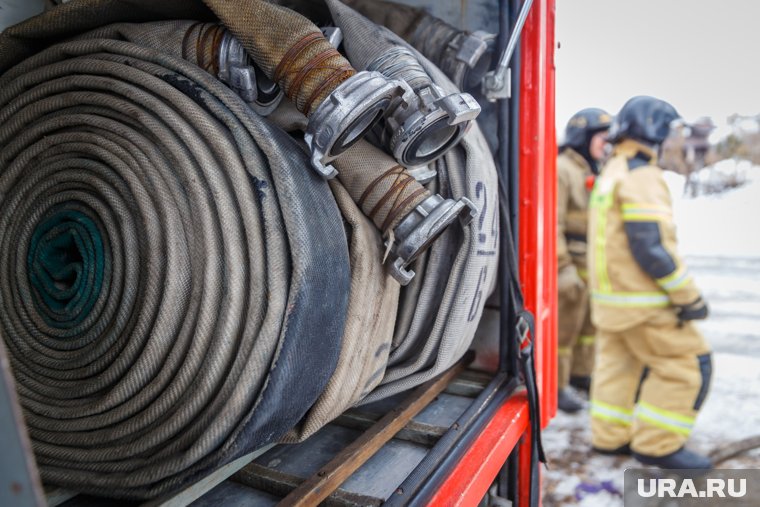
[367,47,481,167]
[387,194,478,285]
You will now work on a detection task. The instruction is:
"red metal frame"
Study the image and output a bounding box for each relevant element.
[429,0,556,505]
[518,0,557,431]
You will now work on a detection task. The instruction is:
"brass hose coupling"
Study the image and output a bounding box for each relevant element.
[387,194,478,285]
[367,47,481,167]
[217,30,284,116]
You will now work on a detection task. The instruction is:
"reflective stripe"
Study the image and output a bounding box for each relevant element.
[621,203,671,222]
[591,400,633,426]
[636,402,694,436]
[578,335,595,345]
[590,188,613,292]
[656,265,692,291]
[577,267,589,280]
[558,346,572,356]
[592,291,670,308]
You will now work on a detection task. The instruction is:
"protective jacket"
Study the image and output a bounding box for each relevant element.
[557,148,595,386]
[588,139,712,457]
[588,139,701,331]
[558,148,593,276]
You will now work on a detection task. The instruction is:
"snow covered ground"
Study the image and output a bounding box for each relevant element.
[542,161,760,506]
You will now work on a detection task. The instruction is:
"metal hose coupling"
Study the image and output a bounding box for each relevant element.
[182,23,284,116]
[388,194,478,285]
[343,0,496,92]
[409,16,496,92]
[436,30,496,92]
[367,46,481,167]
[303,71,412,179]
[335,140,476,285]
[203,0,411,179]
[217,30,284,115]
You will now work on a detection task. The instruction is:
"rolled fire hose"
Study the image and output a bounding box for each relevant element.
[344,0,496,93]
[360,38,500,404]
[0,29,352,498]
[326,0,481,167]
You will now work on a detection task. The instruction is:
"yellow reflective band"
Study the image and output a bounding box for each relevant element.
[590,188,613,292]
[579,335,595,345]
[558,346,572,356]
[621,203,671,222]
[636,402,694,436]
[591,400,633,426]
[622,203,670,213]
[592,291,670,308]
[657,265,692,291]
[577,268,589,280]
[621,213,667,222]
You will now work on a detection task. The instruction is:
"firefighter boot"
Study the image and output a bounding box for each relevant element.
[633,447,712,470]
[592,443,632,456]
[569,375,591,394]
[558,387,584,413]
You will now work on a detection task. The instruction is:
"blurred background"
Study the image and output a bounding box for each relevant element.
[547,1,760,505]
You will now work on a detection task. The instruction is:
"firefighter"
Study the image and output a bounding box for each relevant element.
[556,108,611,412]
[588,96,712,469]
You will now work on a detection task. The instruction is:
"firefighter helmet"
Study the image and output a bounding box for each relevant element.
[562,108,612,151]
[608,96,680,145]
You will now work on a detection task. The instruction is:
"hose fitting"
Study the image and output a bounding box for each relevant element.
[367,46,481,167]
[204,0,411,179]
[345,0,496,92]
[304,70,413,179]
[216,30,284,115]
[334,141,477,285]
[436,30,496,92]
[387,194,478,285]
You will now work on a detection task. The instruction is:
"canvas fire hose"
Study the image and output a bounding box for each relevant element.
[0,0,499,499]
[0,31,354,497]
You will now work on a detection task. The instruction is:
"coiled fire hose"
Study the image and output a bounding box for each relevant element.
[359,40,500,404]
[0,0,498,498]
[0,34,352,498]
[344,0,496,92]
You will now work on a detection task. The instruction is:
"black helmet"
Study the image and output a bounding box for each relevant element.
[608,96,680,145]
[562,108,612,150]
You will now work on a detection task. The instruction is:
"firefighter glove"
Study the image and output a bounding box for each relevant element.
[676,296,709,324]
[558,265,584,301]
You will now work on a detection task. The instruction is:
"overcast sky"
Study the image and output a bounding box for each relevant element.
[555,0,760,133]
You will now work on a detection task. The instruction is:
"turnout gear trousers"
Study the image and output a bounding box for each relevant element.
[557,148,596,388]
[588,140,712,456]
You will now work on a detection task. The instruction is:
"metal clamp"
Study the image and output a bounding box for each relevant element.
[217,31,284,116]
[304,71,413,179]
[440,30,496,91]
[385,84,481,167]
[387,194,478,285]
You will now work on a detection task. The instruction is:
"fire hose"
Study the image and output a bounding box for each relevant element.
[0,0,499,498]
[0,34,353,498]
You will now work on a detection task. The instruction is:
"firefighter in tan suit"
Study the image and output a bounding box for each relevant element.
[557,108,611,412]
[588,96,712,469]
